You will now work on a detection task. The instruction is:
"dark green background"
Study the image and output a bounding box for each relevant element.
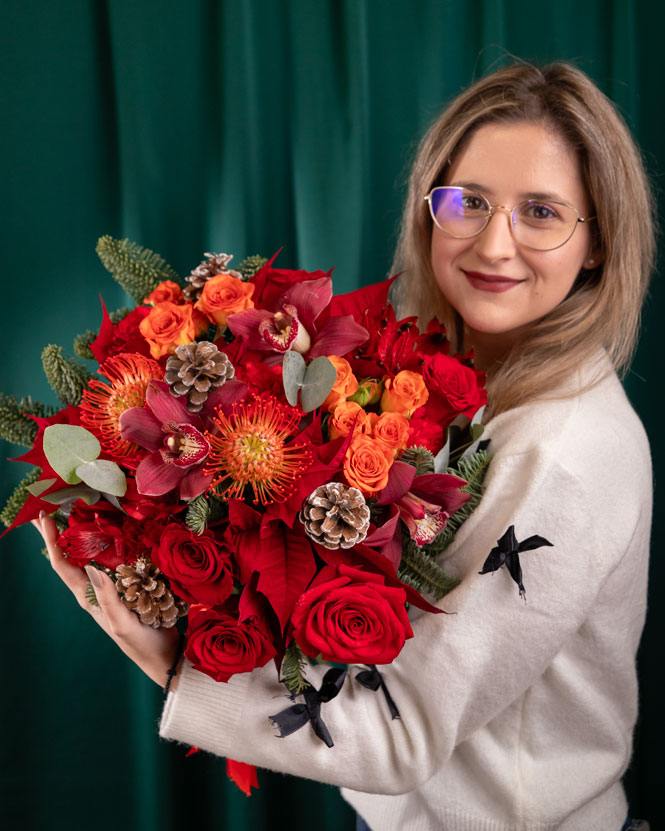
[1,1,663,828]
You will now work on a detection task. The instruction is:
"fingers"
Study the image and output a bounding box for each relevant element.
[84,565,132,639]
[33,513,90,599]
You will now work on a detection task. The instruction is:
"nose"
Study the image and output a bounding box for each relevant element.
[472,207,517,262]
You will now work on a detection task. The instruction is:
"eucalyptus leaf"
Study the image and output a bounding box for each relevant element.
[76,459,127,497]
[26,478,57,498]
[462,406,487,460]
[43,424,101,484]
[102,493,126,513]
[433,431,451,473]
[282,350,306,407]
[41,485,100,506]
[300,356,336,412]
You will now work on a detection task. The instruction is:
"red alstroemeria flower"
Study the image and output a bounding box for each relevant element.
[227,275,368,362]
[119,379,246,500]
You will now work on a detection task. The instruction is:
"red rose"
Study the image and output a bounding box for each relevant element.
[152,525,234,606]
[106,307,154,360]
[422,353,487,422]
[291,564,414,664]
[185,605,276,682]
[407,414,445,454]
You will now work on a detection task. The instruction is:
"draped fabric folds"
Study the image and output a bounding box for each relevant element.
[1,1,663,828]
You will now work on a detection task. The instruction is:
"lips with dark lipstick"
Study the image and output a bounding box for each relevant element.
[462,270,525,293]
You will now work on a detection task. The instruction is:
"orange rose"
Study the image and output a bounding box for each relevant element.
[195,272,255,327]
[144,280,184,306]
[380,370,429,418]
[328,401,372,440]
[139,301,198,359]
[322,356,359,412]
[372,411,410,455]
[343,434,394,497]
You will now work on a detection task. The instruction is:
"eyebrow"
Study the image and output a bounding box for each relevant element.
[448,181,570,204]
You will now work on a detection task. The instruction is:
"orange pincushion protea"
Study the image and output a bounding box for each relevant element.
[205,396,312,505]
[80,353,163,462]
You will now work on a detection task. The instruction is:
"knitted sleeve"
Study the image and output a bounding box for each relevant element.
[159,433,648,795]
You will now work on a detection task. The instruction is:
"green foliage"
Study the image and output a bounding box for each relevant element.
[399,445,435,476]
[185,493,227,535]
[281,642,311,695]
[398,532,461,601]
[85,582,99,607]
[0,394,57,447]
[1,467,41,528]
[96,236,180,305]
[73,306,130,359]
[41,345,94,407]
[235,254,268,281]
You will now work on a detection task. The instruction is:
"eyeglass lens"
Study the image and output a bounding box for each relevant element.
[428,187,579,250]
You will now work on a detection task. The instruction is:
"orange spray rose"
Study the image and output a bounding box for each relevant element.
[328,401,372,440]
[380,370,429,418]
[144,280,184,306]
[139,301,198,359]
[372,411,410,455]
[195,272,255,327]
[321,356,359,412]
[343,434,394,497]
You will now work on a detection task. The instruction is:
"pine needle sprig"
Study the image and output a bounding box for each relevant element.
[85,582,99,607]
[398,533,461,600]
[399,445,435,475]
[281,642,311,695]
[73,306,131,359]
[1,467,41,528]
[41,345,94,407]
[95,236,180,304]
[235,254,268,281]
[0,394,58,447]
[185,493,227,535]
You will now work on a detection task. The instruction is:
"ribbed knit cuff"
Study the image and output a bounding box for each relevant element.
[159,658,251,756]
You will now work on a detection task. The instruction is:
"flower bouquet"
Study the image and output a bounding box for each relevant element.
[1,238,490,792]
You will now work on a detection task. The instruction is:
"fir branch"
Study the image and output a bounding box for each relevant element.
[398,534,461,600]
[73,306,130,359]
[1,467,41,528]
[41,345,94,407]
[400,445,435,475]
[0,394,57,447]
[235,254,268,281]
[96,236,180,304]
[281,642,312,695]
[425,448,493,552]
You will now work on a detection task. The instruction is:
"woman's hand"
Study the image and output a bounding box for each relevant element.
[32,512,181,689]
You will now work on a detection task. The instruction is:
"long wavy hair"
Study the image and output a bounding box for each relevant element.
[391,61,655,417]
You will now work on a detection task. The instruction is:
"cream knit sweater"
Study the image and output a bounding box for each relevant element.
[160,355,651,831]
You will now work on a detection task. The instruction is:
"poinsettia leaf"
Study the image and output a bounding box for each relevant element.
[282,350,306,406]
[42,485,101,506]
[26,478,58,498]
[300,356,337,413]
[253,526,317,632]
[76,460,127,497]
[43,424,102,484]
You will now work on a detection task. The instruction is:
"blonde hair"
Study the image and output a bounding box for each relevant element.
[391,61,655,417]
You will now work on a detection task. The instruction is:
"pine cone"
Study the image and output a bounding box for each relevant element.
[164,341,235,412]
[184,252,243,301]
[300,482,370,549]
[115,558,188,629]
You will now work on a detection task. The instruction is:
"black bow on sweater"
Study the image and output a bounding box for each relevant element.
[269,667,347,747]
[479,525,553,600]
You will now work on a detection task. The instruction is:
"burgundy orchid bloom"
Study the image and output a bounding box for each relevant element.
[119,379,246,500]
[376,461,471,545]
[227,275,368,362]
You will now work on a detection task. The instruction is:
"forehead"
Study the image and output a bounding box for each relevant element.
[445,122,588,209]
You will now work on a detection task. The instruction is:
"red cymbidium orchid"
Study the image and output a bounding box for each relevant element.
[119,379,247,500]
[227,275,368,362]
[376,461,471,545]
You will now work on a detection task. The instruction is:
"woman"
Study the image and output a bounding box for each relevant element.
[34,62,653,830]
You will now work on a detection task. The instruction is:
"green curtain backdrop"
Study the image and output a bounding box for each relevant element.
[1,1,663,828]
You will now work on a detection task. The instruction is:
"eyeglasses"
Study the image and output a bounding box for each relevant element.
[424,186,593,251]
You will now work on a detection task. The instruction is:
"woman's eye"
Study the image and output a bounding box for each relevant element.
[461,195,486,212]
[523,202,559,221]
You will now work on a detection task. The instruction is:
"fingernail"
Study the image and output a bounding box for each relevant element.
[85,566,103,588]
[39,510,46,522]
